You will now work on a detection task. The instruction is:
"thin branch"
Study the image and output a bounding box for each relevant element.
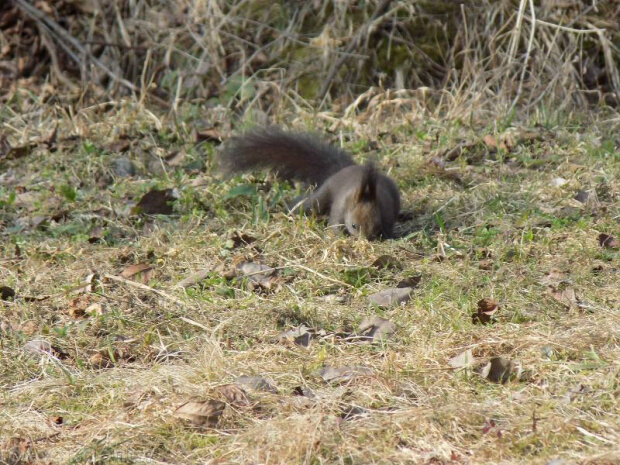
[103,273,185,306]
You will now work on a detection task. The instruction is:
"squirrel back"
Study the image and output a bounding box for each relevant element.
[219,127,355,185]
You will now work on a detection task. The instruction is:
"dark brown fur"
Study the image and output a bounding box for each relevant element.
[219,128,400,239]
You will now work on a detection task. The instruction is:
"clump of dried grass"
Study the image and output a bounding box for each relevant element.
[2,0,618,120]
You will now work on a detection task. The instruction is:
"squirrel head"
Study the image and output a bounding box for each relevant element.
[344,163,385,239]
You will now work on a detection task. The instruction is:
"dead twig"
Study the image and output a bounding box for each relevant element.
[103,273,185,306]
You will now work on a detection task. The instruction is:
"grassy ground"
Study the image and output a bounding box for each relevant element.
[0,96,618,464]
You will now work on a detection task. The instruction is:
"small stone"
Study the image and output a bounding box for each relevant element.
[113,157,136,177]
[368,287,412,307]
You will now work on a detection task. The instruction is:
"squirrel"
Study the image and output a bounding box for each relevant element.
[219,127,400,239]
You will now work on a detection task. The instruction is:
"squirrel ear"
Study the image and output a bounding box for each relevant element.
[357,163,377,202]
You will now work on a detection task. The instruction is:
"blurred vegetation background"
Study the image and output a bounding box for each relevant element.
[1,0,618,121]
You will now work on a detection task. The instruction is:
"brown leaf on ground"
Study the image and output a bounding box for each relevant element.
[482,133,514,152]
[85,302,104,316]
[174,398,225,427]
[89,352,109,368]
[479,357,522,383]
[88,226,104,244]
[598,233,618,249]
[371,254,403,270]
[278,324,313,347]
[472,297,499,324]
[71,272,99,294]
[106,137,131,153]
[175,269,211,288]
[23,339,53,357]
[396,275,421,289]
[448,349,475,369]
[0,137,35,160]
[0,135,10,158]
[213,384,251,408]
[482,134,498,151]
[120,263,154,284]
[226,231,258,250]
[235,375,278,393]
[67,295,92,318]
[317,365,373,384]
[89,345,135,368]
[540,269,572,287]
[368,287,412,307]
[164,149,186,166]
[292,386,316,398]
[234,261,278,291]
[0,285,16,301]
[135,188,178,215]
[548,284,580,309]
[3,437,33,464]
[357,316,396,342]
[439,142,477,161]
[194,127,224,143]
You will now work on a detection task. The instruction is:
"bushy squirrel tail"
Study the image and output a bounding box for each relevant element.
[219,127,355,186]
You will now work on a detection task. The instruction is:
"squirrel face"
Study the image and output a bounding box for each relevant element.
[341,163,385,239]
[344,202,383,239]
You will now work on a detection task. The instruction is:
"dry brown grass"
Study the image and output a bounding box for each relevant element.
[2,0,619,119]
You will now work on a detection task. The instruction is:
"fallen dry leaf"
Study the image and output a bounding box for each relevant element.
[368,287,412,307]
[482,134,498,151]
[371,255,403,270]
[448,349,475,369]
[357,316,396,342]
[213,384,251,408]
[472,298,499,324]
[71,272,99,294]
[85,302,104,316]
[0,138,35,160]
[194,127,224,143]
[23,339,53,357]
[292,386,316,398]
[68,295,92,318]
[175,269,211,288]
[479,357,522,384]
[174,398,225,427]
[234,261,279,291]
[548,284,580,309]
[278,325,313,347]
[235,375,278,393]
[540,269,569,287]
[165,149,186,166]
[0,285,16,301]
[598,233,618,249]
[119,263,154,284]
[317,365,373,384]
[396,275,421,289]
[227,231,258,249]
[106,138,131,153]
[340,404,368,421]
[550,177,568,188]
[135,188,178,215]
